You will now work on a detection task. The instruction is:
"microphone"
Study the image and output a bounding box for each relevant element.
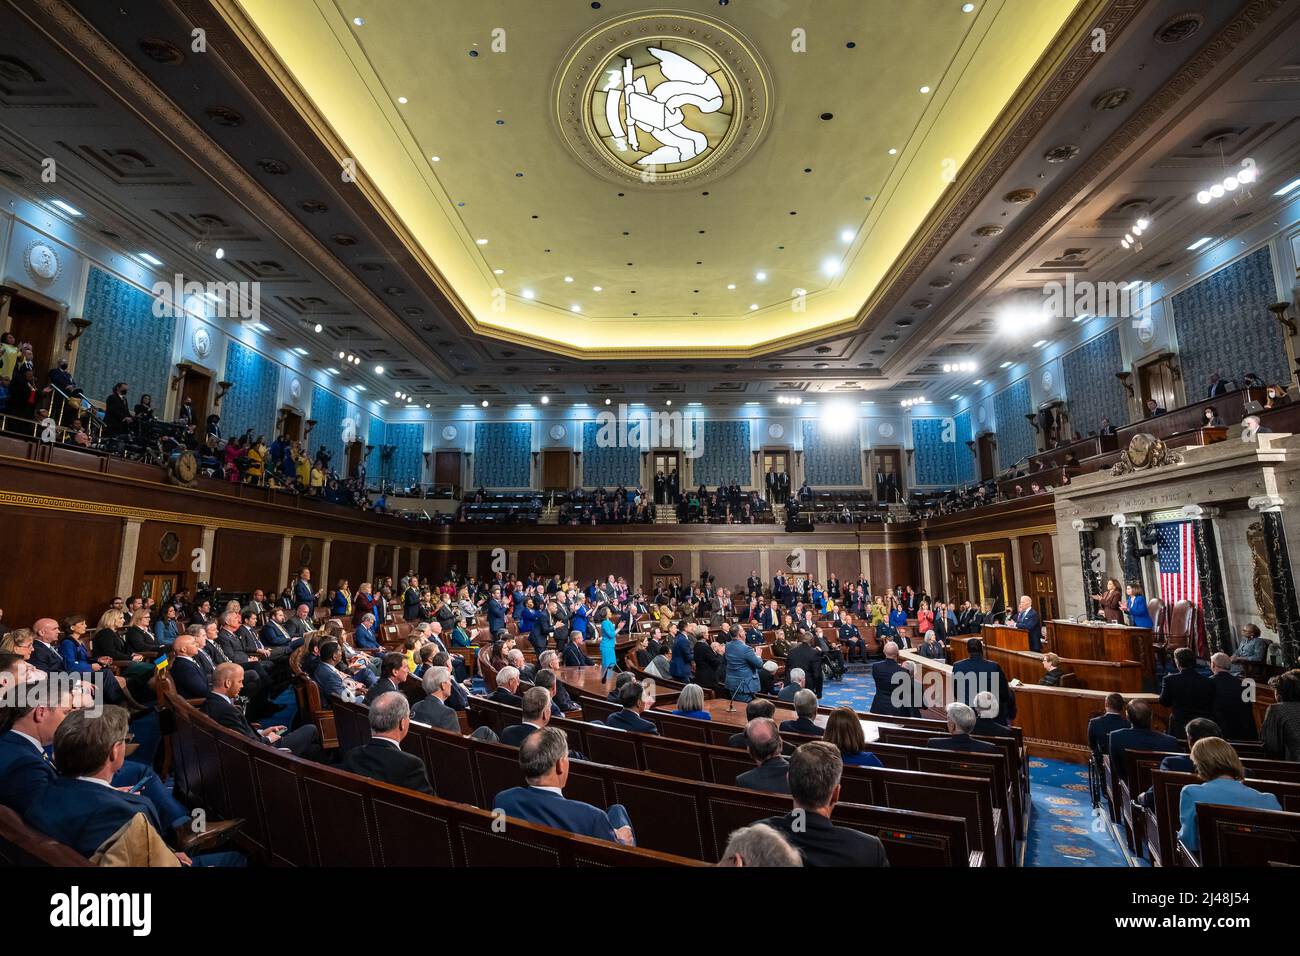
[727,679,748,713]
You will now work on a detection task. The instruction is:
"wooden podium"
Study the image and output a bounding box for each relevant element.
[1044,619,1155,686]
[980,623,1030,652]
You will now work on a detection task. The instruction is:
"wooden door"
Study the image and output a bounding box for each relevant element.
[541,449,572,490]
[182,369,211,421]
[345,440,363,478]
[976,433,996,481]
[281,408,302,440]
[1138,360,1178,414]
[7,291,60,379]
[1030,571,1058,622]
[140,572,180,606]
[652,574,682,593]
[434,451,462,491]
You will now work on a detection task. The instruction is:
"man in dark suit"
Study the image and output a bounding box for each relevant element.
[339,692,432,794]
[500,686,552,748]
[952,639,1016,724]
[1087,693,1131,756]
[494,727,634,844]
[787,631,823,698]
[488,665,524,706]
[285,603,314,642]
[971,691,1017,738]
[169,632,211,699]
[1207,372,1230,398]
[537,650,580,713]
[605,680,658,733]
[778,668,806,703]
[1012,595,1043,653]
[726,699,777,748]
[103,382,133,436]
[735,718,790,794]
[260,606,294,651]
[411,665,461,732]
[24,706,243,865]
[362,652,409,706]
[562,630,594,667]
[486,587,507,635]
[760,742,888,866]
[1208,652,1257,741]
[1159,647,1216,740]
[1136,718,1219,810]
[778,689,823,737]
[869,642,921,717]
[1108,699,1178,778]
[928,702,999,752]
[204,663,320,759]
[293,568,317,615]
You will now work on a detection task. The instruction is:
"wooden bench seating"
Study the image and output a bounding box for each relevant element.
[164,688,699,868]
[1146,767,1300,866]
[331,699,975,866]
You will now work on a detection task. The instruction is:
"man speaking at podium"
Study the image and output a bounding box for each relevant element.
[1013,595,1043,653]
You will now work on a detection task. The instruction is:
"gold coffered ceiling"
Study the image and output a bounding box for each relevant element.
[223,0,1082,358]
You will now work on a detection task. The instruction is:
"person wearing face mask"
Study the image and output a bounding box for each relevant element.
[1263,384,1292,410]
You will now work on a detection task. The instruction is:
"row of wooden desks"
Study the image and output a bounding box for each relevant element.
[979,620,1155,690]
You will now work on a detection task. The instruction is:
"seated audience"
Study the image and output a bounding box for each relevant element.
[928,702,998,753]
[1261,669,1300,762]
[1178,737,1281,854]
[759,742,889,867]
[501,686,553,747]
[1160,647,1216,740]
[1039,652,1066,686]
[716,823,803,867]
[606,679,658,733]
[778,688,823,737]
[493,727,634,845]
[1108,699,1178,778]
[823,706,882,767]
[362,651,409,706]
[778,668,805,702]
[1088,693,1130,756]
[1208,652,1257,741]
[204,662,320,758]
[671,682,712,720]
[489,665,524,706]
[735,717,790,794]
[339,692,432,794]
[411,666,461,732]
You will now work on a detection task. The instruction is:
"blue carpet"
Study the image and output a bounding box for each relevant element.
[813,665,876,711]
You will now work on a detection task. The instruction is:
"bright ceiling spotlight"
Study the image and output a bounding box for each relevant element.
[821,399,855,433]
[374,365,385,375]
[313,323,323,333]
[338,351,345,359]
[214,247,225,259]
[1224,176,1239,191]
[840,230,854,243]
[522,289,535,300]
[1238,165,1256,185]
[540,395,550,404]
[481,400,489,408]
[755,271,767,281]
[1197,190,1212,204]
[1209,184,1225,198]
[604,398,611,405]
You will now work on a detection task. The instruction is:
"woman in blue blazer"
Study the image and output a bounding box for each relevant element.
[1125,584,1153,629]
[152,606,179,646]
[1178,738,1280,853]
[597,608,620,679]
[888,600,908,632]
[58,615,99,673]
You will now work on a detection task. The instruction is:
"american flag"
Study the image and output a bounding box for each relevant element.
[1156,521,1199,607]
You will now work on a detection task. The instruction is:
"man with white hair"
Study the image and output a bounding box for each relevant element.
[501,686,551,747]
[1209,651,1258,740]
[869,641,920,717]
[339,692,432,793]
[507,647,536,684]
[488,666,523,706]
[411,666,461,732]
[537,650,579,712]
[971,690,1016,738]
[778,668,805,703]
[717,823,802,867]
[928,702,998,752]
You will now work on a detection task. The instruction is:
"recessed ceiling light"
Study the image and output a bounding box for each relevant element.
[604,398,612,405]
[522,289,535,299]
[1032,339,1048,348]
[292,347,309,356]
[374,364,385,374]
[251,323,270,333]
[540,395,550,404]
[481,400,490,408]
[999,361,1012,369]
[972,379,984,385]
[50,199,82,216]
[1187,237,1213,251]
[840,230,854,243]
[755,271,766,281]
[570,305,581,313]
[379,399,389,405]
[887,148,897,156]
[749,304,759,310]
[822,259,841,276]
[352,16,364,26]
[962,2,975,12]
[475,238,488,245]
[430,156,440,162]
[592,285,602,292]
[688,402,702,407]
[355,385,366,391]
[665,399,672,406]
[919,85,931,94]
[564,276,573,283]
[397,96,408,104]
[326,367,340,376]
[425,403,432,409]
[493,268,504,275]
[214,247,225,259]
[313,323,323,333]
[727,283,736,290]
[137,252,163,267]
[1272,177,1300,197]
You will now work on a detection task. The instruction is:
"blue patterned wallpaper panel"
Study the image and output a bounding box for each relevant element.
[1171,246,1286,393]
[955,410,976,485]
[581,421,638,487]
[310,385,350,468]
[1061,327,1128,436]
[801,420,862,487]
[693,420,751,486]
[384,422,425,487]
[220,339,279,440]
[474,422,531,488]
[365,415,385,475]
[992,377,1036,470]
[911,417,958,487]
[78,267,176,406]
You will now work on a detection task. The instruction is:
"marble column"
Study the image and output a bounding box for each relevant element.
[1072,519,1102,617]
[1110,512,1144,588]
[278,535,293,591]
[1249,496,1300,668]
[1008,535,1023,601]
[116,519,142,598]
[365,544,376,583]
[1183,504,1231,656]
[920,543,932,597]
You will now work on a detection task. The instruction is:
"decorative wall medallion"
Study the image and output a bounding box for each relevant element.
[1003,188,1037,205]
[1154,13,1203,44]
[299,542,313,566]
[973,225,1004,238]
[24,241,61,283]
[549,424,566,440]
[442,425,458,441]
[1041,369,1054,392]
[553,12,771,187]
[159,531,180,562]
[1111,434,1184,476]
[289,377,302,401]
[978,406,987,424]
[1134,315,1155,344]
[768,423,785,440]
[878,422,894,439]
[1043,144,1080,164]
[658,554,675,570]
[192,326,211,359]
[1091,88,1131,111]
[1030,540,1044,566]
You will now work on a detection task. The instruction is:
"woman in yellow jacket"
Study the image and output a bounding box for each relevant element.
[245,438,266,483]
[294,445,311,489]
